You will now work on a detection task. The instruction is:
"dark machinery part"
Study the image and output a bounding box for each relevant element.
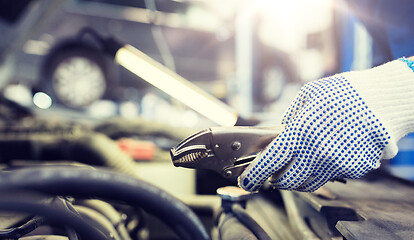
[0,194,105,240]
[76,200,132,240]
[285,172,414,240]
[0,103,209,240]
[170,126,284,178]
[0,166,210,240]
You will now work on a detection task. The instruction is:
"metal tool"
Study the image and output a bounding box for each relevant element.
[170,126,284,178]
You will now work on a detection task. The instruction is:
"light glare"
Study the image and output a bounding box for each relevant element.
[33,92,52,109]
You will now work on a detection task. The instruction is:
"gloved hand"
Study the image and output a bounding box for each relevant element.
[239,59,414,192]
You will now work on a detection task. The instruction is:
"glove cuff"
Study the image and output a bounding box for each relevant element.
[344,59,414,159]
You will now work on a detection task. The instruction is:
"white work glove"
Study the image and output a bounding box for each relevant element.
[239,58,414,192]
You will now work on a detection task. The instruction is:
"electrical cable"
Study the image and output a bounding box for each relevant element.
[0,197,106,239]
[231,204,272,240]
[0,196,82,240]
[65,227,79,240]
[0,216,44,239]
[77,27,104,45]
[0,166,210,240]
[216,210,258,240]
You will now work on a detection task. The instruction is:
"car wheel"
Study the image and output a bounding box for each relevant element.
[42,46,109,109]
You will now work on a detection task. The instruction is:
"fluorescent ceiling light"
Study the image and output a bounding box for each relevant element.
[115,44,238,126]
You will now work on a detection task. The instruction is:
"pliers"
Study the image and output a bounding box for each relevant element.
[170,126,284,179]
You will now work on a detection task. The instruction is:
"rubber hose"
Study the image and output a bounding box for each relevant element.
[0,132,139,178]
[67,133,140,178]
[0,166,210,240]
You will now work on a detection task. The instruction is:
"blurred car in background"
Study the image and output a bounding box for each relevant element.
[0,0,337,127]
[0,0,236,110]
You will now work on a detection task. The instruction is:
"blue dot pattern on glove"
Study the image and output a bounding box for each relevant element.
[239,75,390,192]
[399,57,414,71]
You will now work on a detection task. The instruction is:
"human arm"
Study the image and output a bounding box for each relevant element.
[238,58,414,192]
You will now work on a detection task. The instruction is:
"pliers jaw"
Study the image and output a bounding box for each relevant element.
[170,126,284,179]
[170,128,213,169]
